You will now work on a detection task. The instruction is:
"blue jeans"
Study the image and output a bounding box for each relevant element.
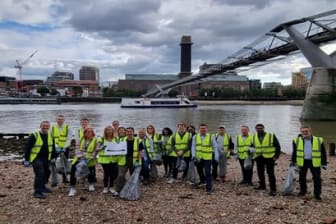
[32,158,49,194]
[202,159,212,192]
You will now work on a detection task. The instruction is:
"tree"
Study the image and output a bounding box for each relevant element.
[72,86,83,96]
[36,86,50,96]
[50,88,59,96]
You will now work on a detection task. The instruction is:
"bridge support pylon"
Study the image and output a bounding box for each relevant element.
[300,68,336,120]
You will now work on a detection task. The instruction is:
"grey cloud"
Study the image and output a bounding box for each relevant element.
[61,0,161,33]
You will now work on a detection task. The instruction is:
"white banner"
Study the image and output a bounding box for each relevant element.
[104,141,127,155]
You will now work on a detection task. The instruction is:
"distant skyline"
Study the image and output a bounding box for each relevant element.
[0,0,336,85]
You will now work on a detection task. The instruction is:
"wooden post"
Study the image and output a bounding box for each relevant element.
[330,142,336,156]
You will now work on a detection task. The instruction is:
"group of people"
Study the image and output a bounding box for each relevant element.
[23,115,328,201]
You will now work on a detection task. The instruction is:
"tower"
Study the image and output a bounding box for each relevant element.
[179,35,193,79]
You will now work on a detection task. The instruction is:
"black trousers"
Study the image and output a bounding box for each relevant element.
[212,159,218,179]
[238,158,254,183]
[162,155,169,174]
[70,162,96,186]
[255,157,276,191]
[32,158,50,194]
[101,163,118,188]
[299,159,321,197]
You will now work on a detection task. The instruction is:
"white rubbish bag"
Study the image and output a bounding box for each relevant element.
[282,166,296,194]
[120,167,141,201]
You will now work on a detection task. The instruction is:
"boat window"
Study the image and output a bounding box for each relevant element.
[135,101,140,104]
[184,100,190,104]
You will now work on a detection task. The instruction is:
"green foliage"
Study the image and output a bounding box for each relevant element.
[50,88,59,96]
[72,86,83,96]
[199,87,305,99]
[168,89,179,97]
[36,86,50,96]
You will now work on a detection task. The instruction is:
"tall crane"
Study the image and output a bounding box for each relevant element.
[14,50,38,81]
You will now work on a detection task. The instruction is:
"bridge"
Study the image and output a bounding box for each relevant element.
[143,10,336,120]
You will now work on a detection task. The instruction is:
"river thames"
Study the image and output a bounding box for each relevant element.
[0,103,335,154]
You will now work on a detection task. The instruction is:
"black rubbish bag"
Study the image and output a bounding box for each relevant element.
[187,160,200,184]
[149,164,158,179]
[75,160,90,181]
[152,154,163,166]
[176,157,187,172]
[282,166,296,195]
[120,166,141,201]
[244,155,252,170]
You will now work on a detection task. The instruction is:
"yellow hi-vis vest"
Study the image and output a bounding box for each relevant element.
[72,138,97,167]
[78,128,84,141]
[51,124,69,148]
[97,137,116,164]
[29,132,53,162]
[253,133,275,158]
[148,133,161,154]
[195,134,213,160]
[174,132,191,157]
[139,138,153,160]
[295,136,323,167]
[161,135,173,156]
[236,134,253,160]
[215,133,231,158]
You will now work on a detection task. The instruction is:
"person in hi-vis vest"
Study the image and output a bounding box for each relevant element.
[24,121,56,199]
[253,123,281,196]
[291,126,327,201]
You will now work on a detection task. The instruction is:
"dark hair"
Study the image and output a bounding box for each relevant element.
[241,125,249,129]
[199,123,207,127]
[255,123,264,129]
[126,127,134,132]
[162,127,173,136]
[187,125,195,131]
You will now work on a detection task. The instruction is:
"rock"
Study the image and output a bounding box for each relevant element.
[323,217,336,224]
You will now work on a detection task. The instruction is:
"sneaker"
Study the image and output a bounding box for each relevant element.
[298,191,306,196]
[68,187,77,197]
[42,187,52,193]
[88,184,95,192]
[167,178,175,184]
[102,187,109,194]
[112,191,119,197]
[314,195,322,201]
[238,180,246,185]
[255,185,266,190]
[207,189,214,195]
[109,188,117,194]
[269,191,276,196]
[33,192,46,199]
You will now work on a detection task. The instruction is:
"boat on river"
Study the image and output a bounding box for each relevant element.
[120,95,197,108]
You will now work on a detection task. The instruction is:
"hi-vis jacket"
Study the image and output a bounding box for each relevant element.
[291,136,327,167]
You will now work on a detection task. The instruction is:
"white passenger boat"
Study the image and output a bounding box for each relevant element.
[120,95,197,108]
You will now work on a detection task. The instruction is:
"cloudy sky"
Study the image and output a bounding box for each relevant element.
[0,0,336,85]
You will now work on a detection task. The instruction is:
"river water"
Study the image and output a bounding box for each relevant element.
[0,103,335,154]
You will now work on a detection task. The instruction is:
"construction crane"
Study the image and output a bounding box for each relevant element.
[14,50,38,81]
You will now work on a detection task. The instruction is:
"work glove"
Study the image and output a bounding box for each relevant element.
[55,147,64,153]
[23,160,30,167]
[290,162,296,167]
[322,165,327,170]
[192,157,200,164]
[134,160,141,168]
[50,158,56,164]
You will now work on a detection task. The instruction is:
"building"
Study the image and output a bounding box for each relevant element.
[249,79,262,89]
[118,74,178,92]
[79,66,100,83]
[292,72,308,89]
[54,80,100,97]
[45,71,74,84]
[263,82,282,89]
[200,73,250,91]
